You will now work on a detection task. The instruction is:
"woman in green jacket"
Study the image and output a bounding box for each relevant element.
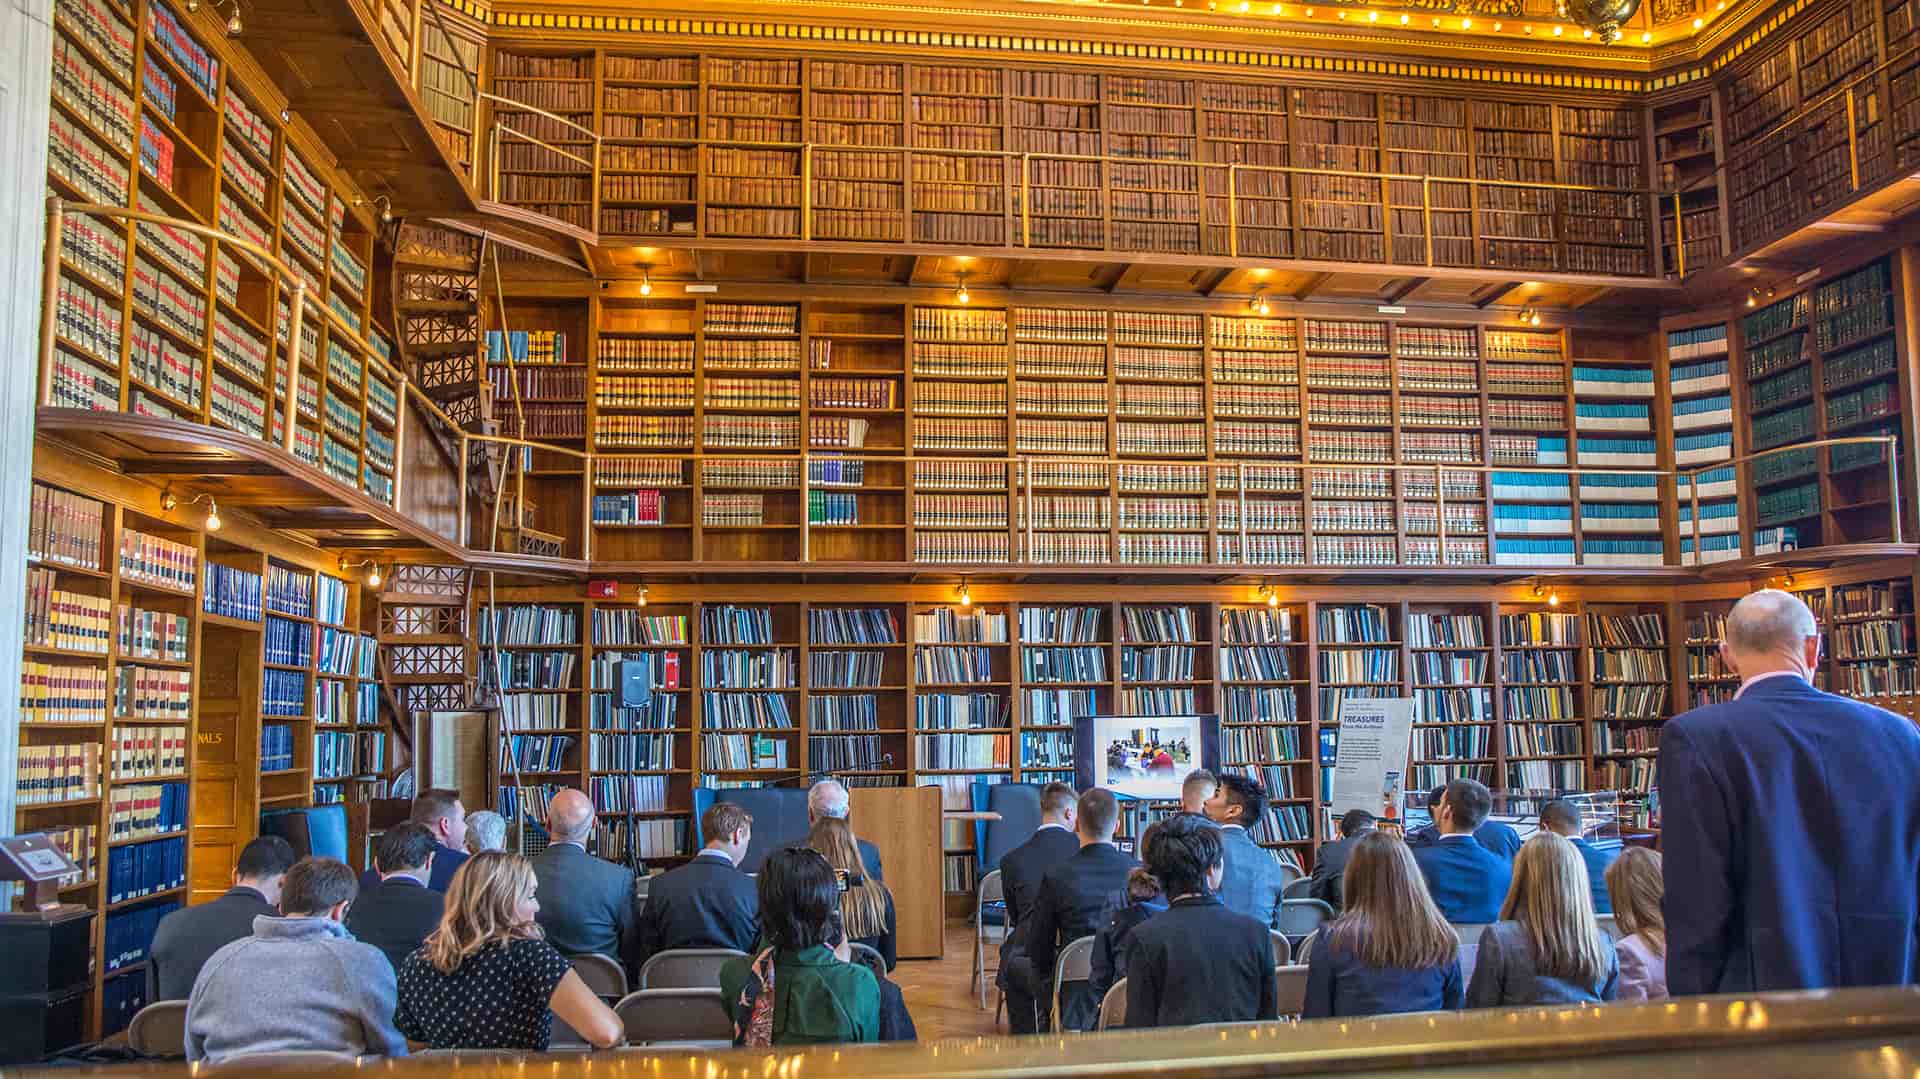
[721,847,881,1046]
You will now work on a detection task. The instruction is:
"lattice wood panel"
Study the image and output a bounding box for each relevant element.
[379,604,468,637]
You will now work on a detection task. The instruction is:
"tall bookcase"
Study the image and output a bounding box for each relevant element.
[1667,322,1740,565]
[1407,603,1496,793]
[1496,604,1584,800]
[1584,604,1674,797]
[1219,601,1312,859]
[1312,602,1401,816]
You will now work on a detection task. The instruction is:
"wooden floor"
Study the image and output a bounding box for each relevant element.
[894,922,1007,1041]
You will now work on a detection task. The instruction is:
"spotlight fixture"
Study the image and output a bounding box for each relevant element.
[371,195,394,224]
[1552,23,1564,33]
[639,269,653,297]
[338,557,383,588]
[164,490,221,530]
[1530,581,1562,608]
[1782,573,1797,588]
[366,564,382,589]
[1518,306,1542,326]
[954,273,970,306]
[1530,309,1543,326]
[279,108,290,122]
[956,580,972,609]
[1258,582,1279,608]
[1249,290,1271,317]
[635,582,650,607]
[1746,287,1761,308]
[226,8,241,34]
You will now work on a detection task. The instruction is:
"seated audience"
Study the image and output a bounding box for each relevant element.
[1026,787,1139,1032]
[151,835,295,1001]
[185,857,406,1063]
[396,851,623,1050]
[1124,814,1276,1027]
[1088,861,1167,1007]
[530,788,640,971]
[1180,769,1217,816]
[360,789,469,893]
[1538,798,1617,914]
[465,809,508,855]
[1407,785,1521,858]
[996,780,1081,1034]
[721,847,881,1046]
[345,822,447,972]
[808,779,883,882]
[1303,832,1463,1018]
[1204,772,1290,926]
[1604,848,1668,1001]
[1309,809,1377,911]
[1411,778,1514,924]
[809,816,897,970]
[634,802,758,966]
[1465,833,1619,1007]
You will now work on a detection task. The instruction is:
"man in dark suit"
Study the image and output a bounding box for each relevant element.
[1309,808,1377,911]
[634,801,758,968]
[358,789,469,893]
[150,835,296,1000]
[1538,798,1615,914]
[344,822,446,971]
[1024,787,1138,1032]
[1124,814,1276,1028]
[1411,778,1513,923]
[995,781,1080,1034]
[808,778,883,882]
[1661,589,1920,994]
[1204,772,1291,927]
[1406,784,1522,859]
[530,787,641,972]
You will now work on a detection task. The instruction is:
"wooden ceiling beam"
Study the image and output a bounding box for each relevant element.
[1293,272,1334,300]
[123,461,284,477]
[1196,267,1235,297]
[1382,276,1429,304]
[1472,281,1523,308]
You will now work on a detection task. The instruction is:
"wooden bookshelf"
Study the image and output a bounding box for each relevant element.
[1665,321,1740,566]
[1311,600,1401,832]
[1219,601,1312,857]
[1408,602,1497,795]
[1584,603,1673,798]
[1654,92,1723,276]
[1496,604,1585,798]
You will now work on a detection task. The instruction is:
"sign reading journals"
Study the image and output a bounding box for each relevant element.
[1328,697,1417,823]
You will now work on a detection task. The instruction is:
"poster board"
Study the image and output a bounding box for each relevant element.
[1328,697,1417,822]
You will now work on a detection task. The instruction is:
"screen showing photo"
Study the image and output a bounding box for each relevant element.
[1088,715,1203,800]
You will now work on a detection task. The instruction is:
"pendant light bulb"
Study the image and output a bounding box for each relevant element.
[203,499,222,532]
[226,11,241,34]
[955,273,970,305]
[636,583,650,607]
[957,581,972,609]
[162,491,178,512]
[1529,310,1542,326]
[1547,589,1561,608]
[639,270,653,297]
[366,564,382,589]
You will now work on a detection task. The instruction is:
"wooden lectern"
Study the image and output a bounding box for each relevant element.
[848,785,944,959]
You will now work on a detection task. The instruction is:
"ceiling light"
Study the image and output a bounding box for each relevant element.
[1692,15,1703,27]
[1239,0,1250,11]
[1461,16,1472,27]
[957,580,972,609]
[1582,26,1592,36]
[1367,9,1378,19]
[1524,23,1533,32]
[1337,9,1346,17]
[1552,23,1564,34]
[639,269,653,296]
[1642,30,1651,41]
[1258,583,1279,608]
[954,273,970,305]
[1493,20,1502,29]
[161,491,178,512]
[1400,12,1410,23]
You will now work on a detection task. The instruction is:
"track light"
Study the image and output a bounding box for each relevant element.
[636,583,650,607]
[956,580,972,609]
[954,273,970,306]
[639,269,653,297]
[1258,583,1279,608]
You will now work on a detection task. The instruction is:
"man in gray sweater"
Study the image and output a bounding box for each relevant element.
[185,857,408,1063]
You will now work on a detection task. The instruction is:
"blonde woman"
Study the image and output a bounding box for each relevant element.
[1465,833,1619,1007]
[1605,848,1668,1001]
[394,850,623,1050]
[1304,832,1463,1017]
[807,817,897,970]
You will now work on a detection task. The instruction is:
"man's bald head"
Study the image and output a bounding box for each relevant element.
[547,788,597,844]
[1721,588,1821,680]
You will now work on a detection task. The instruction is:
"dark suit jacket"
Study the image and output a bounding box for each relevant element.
[997,825,1081,956]
[857,838,884,884]
[1124,896,1277,1027]
[359,843,467,894]
[344,875,445,971]
[1309,833,1367,910]
[1024,842,1138,1028]
[531,842,641,971]
[1412,835,1513,924]
[634,850,758,968]
[1659,675,1920,994]
[1569,837,1617,915]
[1216,825,1288,928]
[150,886,276,1000]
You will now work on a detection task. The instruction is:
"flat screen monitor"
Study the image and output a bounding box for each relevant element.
[1073,714,1220,800]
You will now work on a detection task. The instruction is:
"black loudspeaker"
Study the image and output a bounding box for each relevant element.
[614,655,654,709]
[0,908,94,1063]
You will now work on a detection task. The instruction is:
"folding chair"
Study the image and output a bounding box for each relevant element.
[127,999,188,1058]
[1274,963,1310,1018]
[1279,897,1335,949]
[974,869,1009,1009]
[1050,934,1097,1032]
[847,941,887,981]
[1269,929,1293,966]
[569,953,629,1000]
[1096,979,1128,1031]
[1452,923,1493,984]
[614,988,735,1048]
[639,948,748,990]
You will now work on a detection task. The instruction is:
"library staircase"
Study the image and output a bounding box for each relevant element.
[375,564,477,726]
[391,222,506,515]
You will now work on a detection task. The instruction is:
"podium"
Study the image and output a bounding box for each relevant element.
[693,784,945,959]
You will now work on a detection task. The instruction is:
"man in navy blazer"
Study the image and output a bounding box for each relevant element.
[1204,772,1292,927]
[995,781,1081,1034]
[1539,798,1615,914]
[634,802,758,968]
[358,789,468,893]
[1406,785,1522,859]
[1411,778,1513,923]
[1025,787,1139,1031]
[344,822,446,971]
[1660,589,1920,995]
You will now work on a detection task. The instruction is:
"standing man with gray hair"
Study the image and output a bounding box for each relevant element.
[1659,588,1920,995]
[808,778,884,882]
